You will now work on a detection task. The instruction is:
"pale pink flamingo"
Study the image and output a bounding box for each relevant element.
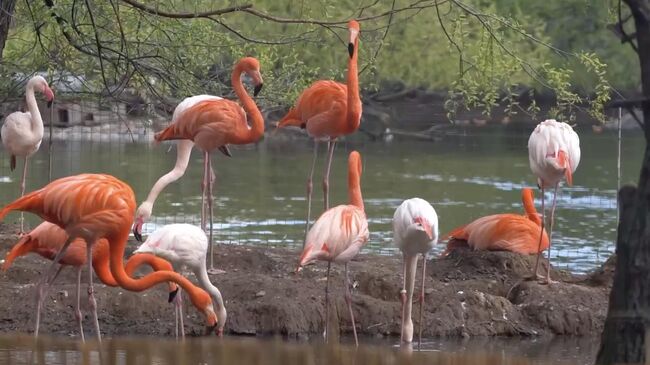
[392,198,438,347]
[528,119,580,284]
[0,173,219,341]
[132,223,227,339]
[277,20,362,241]
[154,57,264,274]
[297,151,369,346]
[132,94,224,243]
[3,221,178,341]
[1,75,54,233]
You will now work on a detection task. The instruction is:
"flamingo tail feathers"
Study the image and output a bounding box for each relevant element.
[277,108,303,129]
[0,191,43,222]
[3,235,36,271]
[154,126,181,142]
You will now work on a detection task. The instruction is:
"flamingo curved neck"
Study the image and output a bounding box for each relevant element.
[344,38,362,134]
[348,170,363,210]
[107,227,209,311]
[142,140,193,211]
[24,82,45,141]
[402,254,417,343]
[231,64,264,144]
[522,191,540,226]
[196,261,227,325]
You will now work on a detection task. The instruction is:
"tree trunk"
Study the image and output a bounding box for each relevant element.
[0,0,17,62]
[596,1,650,364]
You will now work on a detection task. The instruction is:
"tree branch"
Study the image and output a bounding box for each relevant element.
[119,0,252,19]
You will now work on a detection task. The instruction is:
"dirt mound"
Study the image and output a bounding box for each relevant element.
[0,225,612,340]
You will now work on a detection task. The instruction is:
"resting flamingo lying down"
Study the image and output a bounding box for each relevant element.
[442,188,549,257]
[3,221,178,341]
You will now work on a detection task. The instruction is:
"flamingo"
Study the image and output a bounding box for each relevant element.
[154,57,264,274]
[297,151,368,346]
[132,95,224,243]
[1,75,55,233]
[392,198,438,348]
[528,119,580,284]
[276,20,362,241]
[441,188,549,256]
[2,221,178,341]
[131,223,227,339]
[0,173,220,341]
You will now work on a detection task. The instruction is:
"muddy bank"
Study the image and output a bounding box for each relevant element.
[0,223,612,340]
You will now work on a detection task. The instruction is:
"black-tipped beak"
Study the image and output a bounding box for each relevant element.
[254,83,263,97]
[168,287,179,303]
[133,226,143,242]
[204,323,218,336]
[218,145,232,157]
[348,43,354,58]
[47,100,53,108]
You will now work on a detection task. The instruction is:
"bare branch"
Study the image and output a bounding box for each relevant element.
[119,0,252,19]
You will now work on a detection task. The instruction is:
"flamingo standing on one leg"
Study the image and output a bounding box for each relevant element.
[297,151,369,346]
[276,20,363,242]
[392,198,438,348]
[1,75,55,233]
[528,120,580,284]
[154,57,264,274]
[132,95,225,242]
[0,173,220,341]
[131,223,227,339]
[442,188,549,257]
[2,221,179,340]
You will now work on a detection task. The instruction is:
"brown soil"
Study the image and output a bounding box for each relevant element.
[0,223,613,340]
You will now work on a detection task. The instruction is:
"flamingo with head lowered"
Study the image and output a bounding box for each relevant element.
[132,95,224,243]
[528,119,580,284]
[0,173,220,341]
[3,221,179,341]
[297,151,369,347]
[131,223,228,339]
[1,75,55,233]
[392,198,438,348]
[276,20,363,243]
[153,57,264,274]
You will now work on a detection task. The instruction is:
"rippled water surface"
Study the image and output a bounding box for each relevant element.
[0,127,644,273]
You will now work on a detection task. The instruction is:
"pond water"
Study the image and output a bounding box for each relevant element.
[0,126,644,274]
[0,333,601,365]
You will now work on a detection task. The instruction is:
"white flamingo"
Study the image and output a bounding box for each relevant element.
[133,223,227,338]
[528,119,580,284]
[132,95,224,242]
[1,75,54,233]
[392,198,438,348]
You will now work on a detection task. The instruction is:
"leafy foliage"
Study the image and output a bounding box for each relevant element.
[0,0,630,122]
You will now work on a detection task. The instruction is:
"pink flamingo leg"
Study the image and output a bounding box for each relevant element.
[304,141,319,246]
[344,263,358,347]
[418,255,427,350]
[532,185,546,279]
[173,288,185,340]
[322,139,337,211]
[34,237,73,337]
[74,266,85,342]
[543,184,560,285]
[206,153,220,275]
[324,262,331,343]
[19,157,28,234]
[86,241,101,341]
[399,258,407,344]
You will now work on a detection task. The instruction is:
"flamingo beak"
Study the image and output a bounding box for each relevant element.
[204,323,218,336]
[348,29,358,58]
[424,225,434,241]
[133,218,144,242]
[168,287,179,303]
[254,83,263,97]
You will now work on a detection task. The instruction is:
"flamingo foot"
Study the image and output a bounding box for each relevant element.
[539,277,559,285]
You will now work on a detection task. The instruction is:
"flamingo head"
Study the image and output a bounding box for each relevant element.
[239,57,263,96]
[413,217,433,240]
[348,20,360,58]
[133,203,152,242]
[202,302,220,336]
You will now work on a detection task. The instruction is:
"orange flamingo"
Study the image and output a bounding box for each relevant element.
[0,173,219,341]
[277,20,362,241]
[441,188,549,256]
[297,151,369,346]
[154,57,264,274]
[2,221,179,341]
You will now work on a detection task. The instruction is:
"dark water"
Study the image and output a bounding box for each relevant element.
[0,127,644,273]
[0,334,601,365]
